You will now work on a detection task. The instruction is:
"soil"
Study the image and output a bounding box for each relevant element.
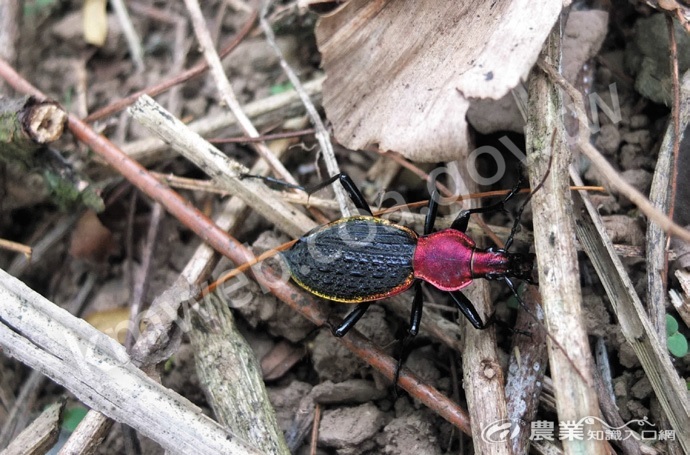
[0,1,689,454]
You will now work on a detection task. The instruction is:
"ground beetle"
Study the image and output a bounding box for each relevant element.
[244,172,535,382]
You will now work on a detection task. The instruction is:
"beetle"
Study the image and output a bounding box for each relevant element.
[247,172,535,349]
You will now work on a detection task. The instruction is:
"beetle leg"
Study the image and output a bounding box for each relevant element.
[239,174,305,190]
[424,191,439,235]
[392,281,424,388]
[450,177,524,233]
[330,174,372,215]
[241,172,373,215]
[331,302,371,337]
[448,290,492,330]
[408,281,424,336]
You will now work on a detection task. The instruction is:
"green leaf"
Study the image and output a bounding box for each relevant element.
[666,314,679,335]
[164,357,175,372]
[269,81,293,95]
[667,332,688,358]
[62,406,88,432]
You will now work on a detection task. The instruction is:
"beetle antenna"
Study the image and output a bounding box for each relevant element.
[504,134,556,251]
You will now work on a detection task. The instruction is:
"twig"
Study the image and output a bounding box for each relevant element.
[183,1,297,185]
[646,64,690,337]
[461,281,509,454]
[1,400,63,455]
[125,202,164,351]
[209,128,316,143]
[666,15,681,225]
[0,238,31,257]
[309,404,321,455]
[128,95,316,238]
[122,76,324,165]
[641,16,684,340]
[505,286,548,454]
[0,270,261,455]
[259,0,351,216]
[527,27,606,454]
[150,171,339,209]
[594,340,645,455]
[186,292,289,454]
[110,0,144,71]
[58,412,114,455]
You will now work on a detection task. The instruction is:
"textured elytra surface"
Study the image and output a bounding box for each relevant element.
[283,218,417,302]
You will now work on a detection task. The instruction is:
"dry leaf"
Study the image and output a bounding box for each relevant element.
[84,307,131,344]
[69,210,116,264]
[83,0,108,47]
[316,0,566,161]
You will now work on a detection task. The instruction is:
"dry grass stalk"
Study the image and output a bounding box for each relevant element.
[525,24,607,454]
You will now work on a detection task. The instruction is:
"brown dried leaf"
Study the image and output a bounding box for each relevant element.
[69,210,116,264]
[316,0,565,161]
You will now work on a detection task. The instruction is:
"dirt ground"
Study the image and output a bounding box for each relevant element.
[1,1,689,454]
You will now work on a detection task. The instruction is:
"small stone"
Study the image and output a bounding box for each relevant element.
[377,412,442,455]
[626,400,649,420]
[621,130,653,151]
[619,144,655,170]
[595,123,621,156]
[630,115,650,129]
[613,376,628,398]
[631,377,652,400]
[318,402,387,449]
[621,169,653,195]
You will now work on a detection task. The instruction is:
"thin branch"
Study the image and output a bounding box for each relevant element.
[1,400,63,454]
[129,95,316,239]
[209,128,315,143]
[110,0,145,71]
[125,202,164,351]
[528,28,606,454]
[0,238,31,257]
[183,1,298,185]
